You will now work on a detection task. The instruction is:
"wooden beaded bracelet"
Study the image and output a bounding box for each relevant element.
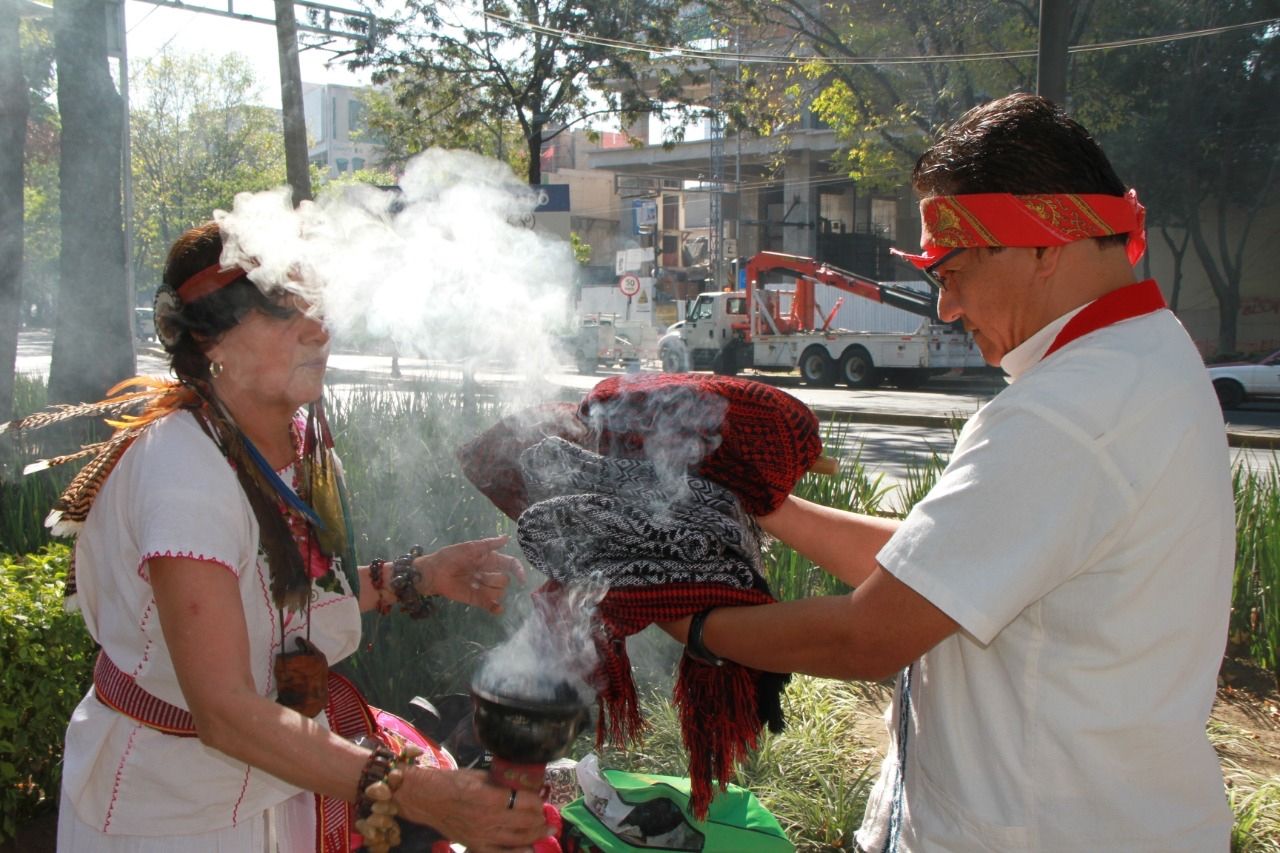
[354,741,425,853]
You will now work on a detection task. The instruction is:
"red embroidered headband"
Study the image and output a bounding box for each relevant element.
[176,262,248,302]
[892,189,1147,268]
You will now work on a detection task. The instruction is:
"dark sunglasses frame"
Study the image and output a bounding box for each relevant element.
[921,247,967,292]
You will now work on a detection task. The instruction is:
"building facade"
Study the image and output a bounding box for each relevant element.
[302,82,385,178]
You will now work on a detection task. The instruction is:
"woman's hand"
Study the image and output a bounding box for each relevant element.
[396,767,553,853]
[418,535,525,614]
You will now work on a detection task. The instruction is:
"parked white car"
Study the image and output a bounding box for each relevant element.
[1207,349,1280,408]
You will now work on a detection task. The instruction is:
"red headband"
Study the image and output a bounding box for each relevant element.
[177,262,247,302]
[892,189,1147,268]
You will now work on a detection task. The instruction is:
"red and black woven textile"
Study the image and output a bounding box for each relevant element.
[516,440,789,820]
[579,374,822,516]
[457,375,822,521]
[537,580,787,820]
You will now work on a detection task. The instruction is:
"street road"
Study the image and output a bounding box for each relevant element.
[14,330,1279,487]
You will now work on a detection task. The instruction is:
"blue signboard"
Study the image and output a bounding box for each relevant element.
[632,199,658,234]
[534,184,571,212]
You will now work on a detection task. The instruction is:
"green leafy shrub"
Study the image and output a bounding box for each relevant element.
[0,544,96,843]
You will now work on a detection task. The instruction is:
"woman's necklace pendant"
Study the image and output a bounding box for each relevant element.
[275,636,329,717]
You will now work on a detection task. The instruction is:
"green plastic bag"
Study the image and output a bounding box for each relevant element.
[560,766,794,853]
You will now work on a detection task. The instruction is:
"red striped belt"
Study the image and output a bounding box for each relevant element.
[92,650,375,851]
[93,651,198,736]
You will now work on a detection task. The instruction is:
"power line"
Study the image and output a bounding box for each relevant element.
[483,12,1280,68]
[126,2,162,34]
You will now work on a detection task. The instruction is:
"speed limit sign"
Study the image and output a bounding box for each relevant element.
[618,274,641,297]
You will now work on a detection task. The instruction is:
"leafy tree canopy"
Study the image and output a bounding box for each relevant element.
[354,0,700,184]
[129,51,287,295]
[713,0,1278,351]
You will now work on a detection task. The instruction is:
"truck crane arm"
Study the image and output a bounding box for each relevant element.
[745,251,939,329]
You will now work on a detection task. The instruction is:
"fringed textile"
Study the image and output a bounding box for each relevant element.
[516,438,788,819]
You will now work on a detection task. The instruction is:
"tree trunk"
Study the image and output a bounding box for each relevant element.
[49,0,134,405]
[0,0,27,423]
[1035,0,1071,104]
[1186,211,1238,355]
[526,122,543,186]
[274,0,312,204]
[1158,226,1189,314]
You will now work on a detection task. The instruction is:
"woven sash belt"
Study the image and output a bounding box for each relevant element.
[92,650,374,852]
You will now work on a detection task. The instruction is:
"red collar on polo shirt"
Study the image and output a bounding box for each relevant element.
[1042,279,1167,361]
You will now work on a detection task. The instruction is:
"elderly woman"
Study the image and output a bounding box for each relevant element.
[49,221,553,852]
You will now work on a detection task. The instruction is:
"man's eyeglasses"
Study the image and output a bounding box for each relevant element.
[921,248,967,293]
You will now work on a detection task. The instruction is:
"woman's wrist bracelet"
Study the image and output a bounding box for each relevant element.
[354,741,424,853]
[367,558,393,616]
[389,545,439,620]
[685,608,724,667]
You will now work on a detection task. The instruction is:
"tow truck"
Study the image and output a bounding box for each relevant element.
[657,251,977,388]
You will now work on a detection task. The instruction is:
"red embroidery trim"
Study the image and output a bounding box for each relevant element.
[139,551,238,582]
[101,723,142,833]
[231,764,251,827]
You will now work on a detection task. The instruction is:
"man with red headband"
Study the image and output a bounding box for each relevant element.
[664,93,1233,850]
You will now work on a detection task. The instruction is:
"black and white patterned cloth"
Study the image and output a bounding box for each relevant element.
[517,437,765,592]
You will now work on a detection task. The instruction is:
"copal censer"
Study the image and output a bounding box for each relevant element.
[470,677,591,796]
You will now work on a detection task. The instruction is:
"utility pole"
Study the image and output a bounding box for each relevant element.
[708,53,725,291]
[1036,0,1072,105]
[274,0,312,203]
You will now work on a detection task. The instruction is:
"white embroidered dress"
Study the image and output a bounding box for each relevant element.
[58,410,361,846]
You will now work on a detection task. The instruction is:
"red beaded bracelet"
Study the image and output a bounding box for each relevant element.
[368,558,392,616]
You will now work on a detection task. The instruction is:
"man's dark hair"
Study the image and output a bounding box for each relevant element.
[913,92,1126,198]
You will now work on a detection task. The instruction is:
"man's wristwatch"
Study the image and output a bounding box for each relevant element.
[685,608,724,667]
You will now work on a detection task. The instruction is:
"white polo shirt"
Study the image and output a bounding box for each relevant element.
[857,305,1234,851]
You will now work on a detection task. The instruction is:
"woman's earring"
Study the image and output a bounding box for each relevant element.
[210,361,224,379]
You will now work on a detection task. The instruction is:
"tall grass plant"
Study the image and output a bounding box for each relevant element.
[0,375,76,554]
[1231,462,1280,686]
[324,383,529,712]
[597,676,887,852]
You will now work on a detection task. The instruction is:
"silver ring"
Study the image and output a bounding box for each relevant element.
[507,789,517,810]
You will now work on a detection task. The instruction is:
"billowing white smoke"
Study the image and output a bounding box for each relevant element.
[213,148,575,378]
[474,574,607,707]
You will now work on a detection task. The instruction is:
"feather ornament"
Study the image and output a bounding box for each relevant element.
[6,378,203,607]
